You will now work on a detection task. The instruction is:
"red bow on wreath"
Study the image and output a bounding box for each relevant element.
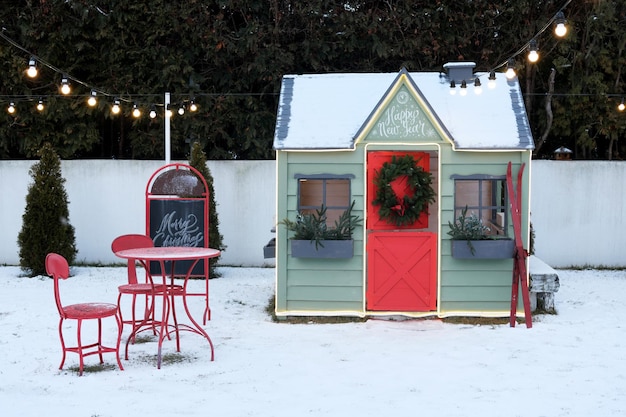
[391,203,406,216]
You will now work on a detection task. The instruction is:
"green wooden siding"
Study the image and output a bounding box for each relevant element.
[276,148,367,314]
[438,150,531,316]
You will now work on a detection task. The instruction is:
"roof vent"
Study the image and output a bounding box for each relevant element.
[443,62,476,83]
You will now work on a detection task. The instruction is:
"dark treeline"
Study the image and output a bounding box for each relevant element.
[0,1,624,160]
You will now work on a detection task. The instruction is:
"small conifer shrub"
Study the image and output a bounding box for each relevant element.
[18,142,77,276]
[188,142,225,278]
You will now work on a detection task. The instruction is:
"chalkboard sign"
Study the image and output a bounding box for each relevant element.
[149,199,206,276]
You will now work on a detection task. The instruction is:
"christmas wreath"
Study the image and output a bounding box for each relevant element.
[372,154,436,226]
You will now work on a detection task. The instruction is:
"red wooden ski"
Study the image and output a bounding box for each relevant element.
[507,162,532,328]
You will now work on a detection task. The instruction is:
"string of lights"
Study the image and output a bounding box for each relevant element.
[446,0,624,112]
[490,0,573,74]
[0,29,276,119]
[1,0,624,115]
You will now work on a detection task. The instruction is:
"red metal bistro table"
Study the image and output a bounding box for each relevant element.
[114,246,221,368]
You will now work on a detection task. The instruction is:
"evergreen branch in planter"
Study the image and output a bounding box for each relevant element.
[447,206,491,255]
[447,206,490,240]
[280,201,362,249]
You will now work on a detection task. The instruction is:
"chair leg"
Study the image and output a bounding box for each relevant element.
[58,318,67,371]
[97,318,104,364]
[114,312,124,371]
[117,292,128,340]
[130,294,138,343]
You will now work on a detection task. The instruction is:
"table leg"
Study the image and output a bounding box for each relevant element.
[181,259,214,361]
[157,260,170,369]
[203,273,211,324]
[170,261,181,352]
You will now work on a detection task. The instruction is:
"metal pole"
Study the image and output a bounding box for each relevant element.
[164,92,171,165]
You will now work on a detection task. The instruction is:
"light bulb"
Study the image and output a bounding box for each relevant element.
[554,11,567,37]
[528,40,539,63]
[178,104,185,115]
[474,78,482,95]
[37,99,45,111]
[189,100,198,112]
[505,59,516,80]
[132,104,141,118]
[7,102,16,114]
[166,105,173,118]
[111,99,121,115]
[60,77,71,95]
[149,105,157,119]
[27,58,38,78]
[87,90,97,107]
[488,71,497,89]
[505,68,516,80]
[449,80,456,96]
[459,80,468,96]
[619,100,625,112]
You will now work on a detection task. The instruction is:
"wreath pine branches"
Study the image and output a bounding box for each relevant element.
[372,154,436,227]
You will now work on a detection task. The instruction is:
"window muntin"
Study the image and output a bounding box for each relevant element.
[452,175,508,237]
[296,175,352,226]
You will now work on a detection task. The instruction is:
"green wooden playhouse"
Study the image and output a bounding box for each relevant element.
[272,62,534,319]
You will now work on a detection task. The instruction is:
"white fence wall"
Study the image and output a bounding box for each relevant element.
[530,160,626,268]
[1,159,624,268]
[0,160,276,268]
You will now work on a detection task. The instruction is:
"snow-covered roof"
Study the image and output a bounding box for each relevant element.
[273,69,534,151]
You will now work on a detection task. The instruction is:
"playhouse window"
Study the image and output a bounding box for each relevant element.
[451,175,508,236]
[295,174,353,226]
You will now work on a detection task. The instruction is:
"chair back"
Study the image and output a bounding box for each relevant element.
[45,253,70,316]
[111,234,154,284]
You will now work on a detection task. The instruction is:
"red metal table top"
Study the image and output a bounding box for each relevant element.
[115,246,220,262]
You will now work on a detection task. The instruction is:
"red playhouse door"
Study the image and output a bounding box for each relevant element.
[366,151,437,311]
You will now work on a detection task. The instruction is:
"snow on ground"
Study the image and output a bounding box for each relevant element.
[0,266,625,417]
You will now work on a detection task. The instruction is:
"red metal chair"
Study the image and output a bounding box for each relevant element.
[111,234,166,355]
[45,253,124,376]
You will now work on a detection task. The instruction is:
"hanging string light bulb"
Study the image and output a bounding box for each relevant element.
[505,59,517,80]
[166,104,173,118]
[111,98,121,115]
[554,11,567,37]
[528,40,539,63]
[449,80,456,96]
[87,90,98,107]
[178,103,185,115]
[189,98,198,112]
[132,103,141,118]
[36,98,45,111]
[618,98,625,112]
[149,104,157,119]
[7,102,16,114]
[60,76,71,95]
[27,57,38,78]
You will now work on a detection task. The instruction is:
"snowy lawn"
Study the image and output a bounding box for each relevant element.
[0,266,625,417]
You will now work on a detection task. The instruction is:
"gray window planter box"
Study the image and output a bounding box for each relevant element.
[263,238,275,259]
[451,239,515,259]
[290,239,354,259]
